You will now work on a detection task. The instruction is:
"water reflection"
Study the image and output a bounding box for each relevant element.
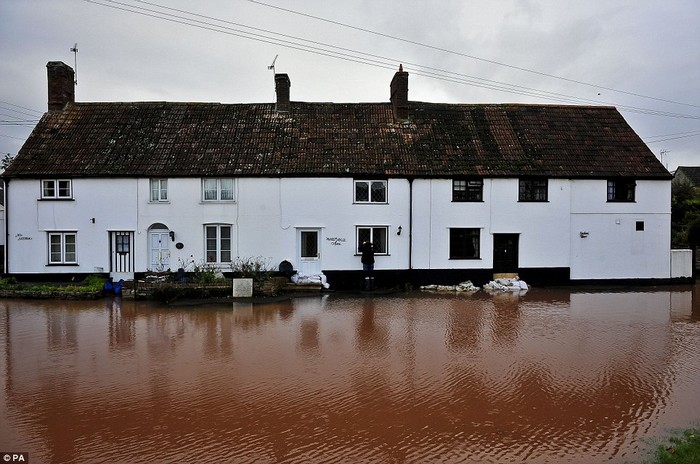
[1,287,699,463]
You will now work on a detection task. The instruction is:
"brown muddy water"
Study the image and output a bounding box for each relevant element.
[1,287,699,464]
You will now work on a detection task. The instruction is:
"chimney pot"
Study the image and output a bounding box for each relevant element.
[47,61,75,111]
[275,73,291,113]
[390,65,409,121]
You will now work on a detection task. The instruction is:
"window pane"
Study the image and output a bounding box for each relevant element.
[205,226,217,262]
[58,180,71,197]
[150,179,158,201]
[220,179,234,200]
[357,228,371,253]
[372,228,388,254]
[355,181,369,202]
[301,231,318,258]
[467,180,483,201]
[43,180,55,198]
[450,228,479,259]
[520,179,547,201]
[64,234,76,262]
[50,234,62,262]
[160,179,168,201]
[453,180,467,201]
[220,226,232,262]
[371,181,386,202]
[116,235,130,253]
[203,179,217,200]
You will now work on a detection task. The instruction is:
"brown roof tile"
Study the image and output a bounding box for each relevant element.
[4,101,671,179]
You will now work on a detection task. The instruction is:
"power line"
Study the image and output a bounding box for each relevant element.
[0,101,43,116]
[248,0,700,110]
[85,0,700,121]
[644,131,700,144]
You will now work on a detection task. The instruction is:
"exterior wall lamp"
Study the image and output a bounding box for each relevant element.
[397,225,402,236]
[169,231,175,241]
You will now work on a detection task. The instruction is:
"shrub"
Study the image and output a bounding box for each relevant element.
[231,256,273,281]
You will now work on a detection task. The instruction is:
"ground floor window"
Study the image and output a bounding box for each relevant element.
[48,232,77,264]
[449,228,480,259]
[205,225,232,263]
[356,226,388,254]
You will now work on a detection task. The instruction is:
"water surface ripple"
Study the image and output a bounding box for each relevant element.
[1,286,700,463]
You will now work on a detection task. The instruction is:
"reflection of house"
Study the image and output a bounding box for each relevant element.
[1,61,681,286]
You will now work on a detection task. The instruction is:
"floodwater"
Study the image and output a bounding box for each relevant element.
[1,287,699,464]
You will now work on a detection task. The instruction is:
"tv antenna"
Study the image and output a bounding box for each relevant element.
[70,43,78,85]
[268,54,279,75]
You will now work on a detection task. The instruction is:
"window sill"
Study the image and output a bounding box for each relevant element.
[148,201,171,204]
[518,200,549,203]
[200,200,237,204]
[606,200,636,203]
[449,257,482,260]
[451,200,484,203]
[353,202,389,205]
[38,198,75,201]
[46,263,79,266]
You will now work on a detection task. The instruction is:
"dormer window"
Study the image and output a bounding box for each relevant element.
[41,179,72,199]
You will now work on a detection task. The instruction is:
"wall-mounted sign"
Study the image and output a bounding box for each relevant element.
[326,237,346,246]
[15,234,32,241]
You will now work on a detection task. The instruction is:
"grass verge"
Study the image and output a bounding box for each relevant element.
[651,428,700,464]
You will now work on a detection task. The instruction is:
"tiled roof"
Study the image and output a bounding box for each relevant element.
[674,166,700,186]
[4,100,671,179]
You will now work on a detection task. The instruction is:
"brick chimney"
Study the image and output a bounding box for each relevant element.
[275,73,291,113]
[390,64,409,121]
[47,61,75,111]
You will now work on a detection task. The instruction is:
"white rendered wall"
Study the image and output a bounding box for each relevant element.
[569,180,671,280]
[6,176,672,280]
[411,178,571,270]
[7,178,137,274]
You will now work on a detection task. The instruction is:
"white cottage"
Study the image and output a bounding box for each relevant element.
[1,61,681,288]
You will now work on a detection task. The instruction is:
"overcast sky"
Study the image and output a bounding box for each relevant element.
[2,0,699,170]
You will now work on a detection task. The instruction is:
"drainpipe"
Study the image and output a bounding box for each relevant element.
[408,177,413,271]
[3,178,8,274]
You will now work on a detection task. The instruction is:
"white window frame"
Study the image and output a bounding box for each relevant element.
[205,224,232,263]
[354,180,388,204]
[41,179,72,199]
[202,178,235,202]
[48,232,77,264]
[149,178,168,202]
[356,226,389,255]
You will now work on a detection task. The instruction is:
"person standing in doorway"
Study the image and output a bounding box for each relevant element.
[360,240,375,290]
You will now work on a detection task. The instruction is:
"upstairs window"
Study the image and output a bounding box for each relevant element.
[449,228,480,259]
[354,180,387,203]
[202,178,234,202]
[149,178,168,202]
[453,179,483,202]
[607,179,636,202]
[356,226,388,255]
[41,179,72,199]
[519,178,548,202]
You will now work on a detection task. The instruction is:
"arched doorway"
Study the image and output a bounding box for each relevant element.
[148,223,171,271]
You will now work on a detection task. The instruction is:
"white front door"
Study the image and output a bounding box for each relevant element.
[150,231,171,271]
[298,229,321,275]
